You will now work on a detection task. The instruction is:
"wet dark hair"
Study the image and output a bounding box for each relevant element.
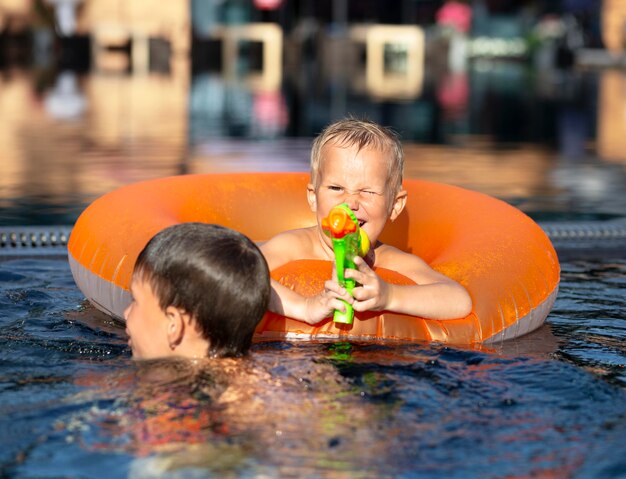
[133,223,270,358]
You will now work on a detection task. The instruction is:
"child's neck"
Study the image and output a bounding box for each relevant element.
[171,335,210,360]
[313,227,337,262]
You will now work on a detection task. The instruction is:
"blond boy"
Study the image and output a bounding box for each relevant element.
[261,118,472,324]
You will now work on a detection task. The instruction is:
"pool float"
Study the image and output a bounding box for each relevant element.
[68,172,560,345]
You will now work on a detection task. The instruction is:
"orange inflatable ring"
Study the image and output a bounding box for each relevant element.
[68,172,559,345]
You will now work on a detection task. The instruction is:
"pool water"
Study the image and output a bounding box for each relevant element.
[1,54,626,477]
[0,254,624,478]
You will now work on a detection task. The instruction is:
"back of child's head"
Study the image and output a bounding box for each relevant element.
[310,117,404,194]
[133,222,270,358]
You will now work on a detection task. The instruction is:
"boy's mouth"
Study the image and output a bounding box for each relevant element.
[358,220,366,227]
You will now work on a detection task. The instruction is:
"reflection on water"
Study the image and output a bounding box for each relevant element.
[550,259,626,385]
[1,62,626,226]
[189,73,288,142]
[0,255,624,478]
[598,69,626,163]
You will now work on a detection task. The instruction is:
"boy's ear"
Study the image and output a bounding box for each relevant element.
[165,306,186,350]
[389,189,407,222]
[306,183,317,212]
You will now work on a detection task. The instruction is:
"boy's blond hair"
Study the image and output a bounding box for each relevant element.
[310,118,404,198]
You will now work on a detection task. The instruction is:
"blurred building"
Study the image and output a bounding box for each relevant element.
[0,0,32,32]
[601,0,626,52]
[75,1,190,73]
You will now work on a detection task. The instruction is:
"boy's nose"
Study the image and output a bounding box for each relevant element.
[344,193,360,211]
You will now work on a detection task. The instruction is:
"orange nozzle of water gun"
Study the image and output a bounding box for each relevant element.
[321,206,357,238]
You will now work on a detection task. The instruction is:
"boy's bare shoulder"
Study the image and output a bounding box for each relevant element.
[374,243,442,284]
[260,227,318,269]
[375,243,428,267]
[262,227,315,249]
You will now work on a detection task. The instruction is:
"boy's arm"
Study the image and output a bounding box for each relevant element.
[268,278,352,324]
[261,231,353,325]
[347,253,472,320]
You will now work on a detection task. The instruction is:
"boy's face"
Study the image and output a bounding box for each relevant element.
[124,276,172,360]
[308,143,405,247]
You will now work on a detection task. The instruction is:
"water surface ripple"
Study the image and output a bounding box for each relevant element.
[0,256,624,478]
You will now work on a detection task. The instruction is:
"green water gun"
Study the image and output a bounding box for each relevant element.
[321,203,370,324]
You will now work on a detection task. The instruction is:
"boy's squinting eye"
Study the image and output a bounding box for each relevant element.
[325,185,383,198]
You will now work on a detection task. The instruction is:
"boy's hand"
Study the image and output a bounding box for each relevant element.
[304,279,354,325]
[345,256,392,312]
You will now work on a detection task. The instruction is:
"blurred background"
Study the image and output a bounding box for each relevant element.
[0,0,625,226]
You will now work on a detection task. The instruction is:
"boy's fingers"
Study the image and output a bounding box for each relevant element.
[352,298,377,312]
[323,280,346,295]
[344,268,367,285]
[353,256,373,273]
[351,286,373,302]
[331,299,351,312]
[350,286,363,300]
[321,283,353,309]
